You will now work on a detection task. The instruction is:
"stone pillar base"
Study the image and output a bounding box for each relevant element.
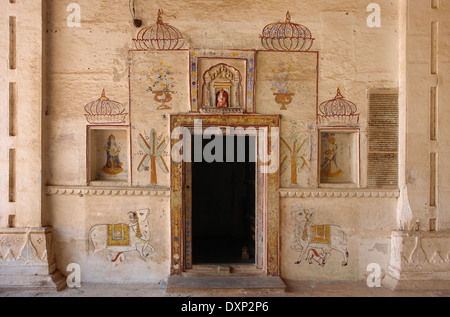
[384,230,450,291]
[0,227,66,291]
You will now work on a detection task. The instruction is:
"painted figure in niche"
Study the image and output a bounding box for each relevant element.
[320,133,342,178]
[291,209,349,267]
[102,134,124,175]
[216,89,229,108]
[137,129,169,185]
[280,134,310,185]
[88,208,155,263]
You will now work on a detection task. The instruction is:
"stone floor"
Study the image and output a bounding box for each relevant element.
[1,279,449,297]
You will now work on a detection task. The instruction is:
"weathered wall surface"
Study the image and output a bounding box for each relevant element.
[43,0,401,283]
[0,0,411,285]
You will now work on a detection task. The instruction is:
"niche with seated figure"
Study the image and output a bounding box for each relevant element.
[87,126,130,185]
[201,63,243,113]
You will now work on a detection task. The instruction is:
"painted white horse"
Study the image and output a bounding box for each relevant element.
[88,208,155,262]
[291,209,349,266]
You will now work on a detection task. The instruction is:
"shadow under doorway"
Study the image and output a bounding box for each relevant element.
[192,135,256,265]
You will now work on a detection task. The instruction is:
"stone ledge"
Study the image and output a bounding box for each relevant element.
[279,188,400,198]
[46,186,171,197]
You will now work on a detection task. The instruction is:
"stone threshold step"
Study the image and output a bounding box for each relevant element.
[166,276,286,293]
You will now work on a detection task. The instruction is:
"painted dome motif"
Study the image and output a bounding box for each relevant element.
[84,89,128,124]
[261,12,314,51]
[318,88,359,125]
[133,9,185,50]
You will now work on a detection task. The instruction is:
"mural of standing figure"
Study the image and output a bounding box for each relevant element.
[291,209,349,267]
[320,133,342,178]
[102,134,124,175]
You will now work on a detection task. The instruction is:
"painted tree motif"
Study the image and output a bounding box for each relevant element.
[137,129,169,185]
[280,134,310,185]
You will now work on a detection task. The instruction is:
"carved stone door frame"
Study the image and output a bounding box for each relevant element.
[169,114,280,276]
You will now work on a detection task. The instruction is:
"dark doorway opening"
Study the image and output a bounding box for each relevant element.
[192,135,256,264]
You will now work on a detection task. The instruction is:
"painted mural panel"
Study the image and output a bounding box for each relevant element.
[319,130,359,186]
[87,127,129,184]
[129,50,189,187]
[256,51,318,188]
[255,51,318,119]
[280,120,315,188]
[89,208,155,264]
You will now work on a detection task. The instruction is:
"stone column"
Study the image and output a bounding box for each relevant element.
[0,0,65,290]
[384,0,450,290]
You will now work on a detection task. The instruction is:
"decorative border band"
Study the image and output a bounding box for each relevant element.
[279,188,400,198]
[47,187,398,198]
[46,186,170,197]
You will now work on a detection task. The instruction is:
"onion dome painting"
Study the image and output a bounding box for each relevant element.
[84,89,128,124]
[133,9,186,50]
[318,88,360,125]
[261,12,314,51]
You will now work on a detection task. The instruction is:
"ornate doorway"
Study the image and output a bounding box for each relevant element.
[170,114,280,276]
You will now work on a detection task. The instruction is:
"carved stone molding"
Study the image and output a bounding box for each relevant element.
[46,186,171,197]
[0,227,53,266]
[279,188,400,198]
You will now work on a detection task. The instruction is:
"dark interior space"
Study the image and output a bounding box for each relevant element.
[192,135,256,264]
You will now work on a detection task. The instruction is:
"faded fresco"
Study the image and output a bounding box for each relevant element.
[291,208,349,267]
[319,131,359,185]
[137,129,169,186]
[88,208,155,265]
[88,128,129,183]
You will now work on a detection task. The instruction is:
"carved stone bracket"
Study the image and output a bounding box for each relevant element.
[0,227,66,291]
[279,188,400,198]
[384,230,450,290]
[46,186,171,197]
